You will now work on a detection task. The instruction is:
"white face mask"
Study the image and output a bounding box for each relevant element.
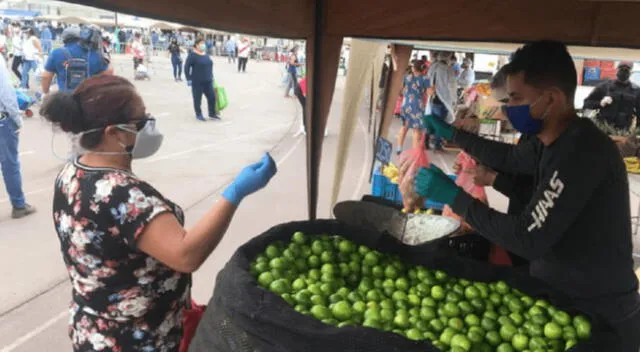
[81,118,164,159]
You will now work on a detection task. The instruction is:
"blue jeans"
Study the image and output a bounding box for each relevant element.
[171,57,182,79]
[0,118,25,208]
[41,40,52,55]
[430,103,448,149]
[191,81,216,117]
[20,59,37,89]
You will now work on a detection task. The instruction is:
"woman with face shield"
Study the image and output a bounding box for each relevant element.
[39,75,277,352]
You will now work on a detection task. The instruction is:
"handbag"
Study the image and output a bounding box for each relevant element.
[214,81,229,112]
[179,299,206,352]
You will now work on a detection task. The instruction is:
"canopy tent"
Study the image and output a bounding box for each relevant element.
[63,0,640,219]
[149,21,178,30]
[57,16,90,25]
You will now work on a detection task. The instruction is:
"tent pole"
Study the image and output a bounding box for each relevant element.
[377,44,413,140]
[305,0,342,220]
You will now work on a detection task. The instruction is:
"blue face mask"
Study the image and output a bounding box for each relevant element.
[502,97,548,134]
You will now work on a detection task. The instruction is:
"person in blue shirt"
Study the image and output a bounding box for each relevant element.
[151,30,159,55]
[40,27,113,94]
[40,24,52,55]
[225,37,236,63]
[184,38,220,121]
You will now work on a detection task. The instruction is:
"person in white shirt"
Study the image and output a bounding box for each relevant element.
[237,37,251,73]
[457,58,475,89]
[20,27,41,89]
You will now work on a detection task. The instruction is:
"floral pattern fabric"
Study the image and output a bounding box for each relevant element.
[401,73,431,129]
[53,159,190,352]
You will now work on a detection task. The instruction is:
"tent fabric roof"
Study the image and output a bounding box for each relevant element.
[66,0,640,48]
[61,0,640,219]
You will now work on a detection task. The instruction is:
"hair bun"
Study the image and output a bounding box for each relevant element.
[39,92,85,134]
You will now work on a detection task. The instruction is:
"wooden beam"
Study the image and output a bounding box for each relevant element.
[305,0,343,219]
[378,44,412,139]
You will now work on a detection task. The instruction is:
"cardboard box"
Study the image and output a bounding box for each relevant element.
[472,95,505,120]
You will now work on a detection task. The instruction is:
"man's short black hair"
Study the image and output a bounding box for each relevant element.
[490,65,508,90]
[504,40,577,101]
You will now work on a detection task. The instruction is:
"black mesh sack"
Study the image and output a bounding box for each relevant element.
[189,220,614,352]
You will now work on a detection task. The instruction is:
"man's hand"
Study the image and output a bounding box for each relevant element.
[415,164,460,205]
[471,164,497,187]
[422,114,455,140]
[600,96,613,107]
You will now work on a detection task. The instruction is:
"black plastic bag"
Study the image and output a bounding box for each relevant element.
[190,220,612,352]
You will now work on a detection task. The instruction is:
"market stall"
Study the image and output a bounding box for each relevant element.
[57,1,640,351]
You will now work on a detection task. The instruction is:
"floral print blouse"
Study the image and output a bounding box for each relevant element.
[53,159,190,352]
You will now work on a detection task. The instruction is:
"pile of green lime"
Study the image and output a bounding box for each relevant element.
[250,232,592,352]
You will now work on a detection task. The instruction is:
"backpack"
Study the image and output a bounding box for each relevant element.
[62,48,89,90]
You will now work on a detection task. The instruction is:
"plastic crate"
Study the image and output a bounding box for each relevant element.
[370,173,456,210]
[583,66,601,81]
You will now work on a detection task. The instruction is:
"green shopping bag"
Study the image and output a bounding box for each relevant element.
[214,82,228,112]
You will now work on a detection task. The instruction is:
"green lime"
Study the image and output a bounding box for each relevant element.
[407,294,420,307]
[311,240,324,255]
[500,324,518,341]
[292,278,306,291]
[310,294,326,306]
[431,285,446,301]
[405,328,422,341]
[291,231,307,244]
[485,330,502,347]
[552,311,571,326]
[372,266,384,278]
[446,291,462,303]
[364,308,381,321]
[363,252,379,266]
[393,313,410,328]
[269,258,285,270]
[269,279,290,294]
[366,289,382,302]
[509,312,524,326]
[495,281,510,295]
[498,316,514,326]
[448,317,465,331]
[362,318,381,329]
[380,299,394,310]
[458,301,474,314]
[338,239,355,253]
[422,297,437,308]
[294,290,312,305]
[423,331,437,341]
[464,286,480,300]
[527,323,543,337]
[544,322,563,339]
[380,308,394,323]
[329,293,345,304]
[310,305,332,320]
[331,301,352,321]
[489,293,502,306]
[430,319,445,332]
[294,304,308,314]
[563,325,577,340]
[450,334,472,351]
[257,272,275,287]
[320,251,334,263]
[281,293,295,306]
[464,313,481,326]
[392,290,408,302]
[420,306,437,321]
[566,339,579,349]
[265,244,281,259]
[384,265,399,279]
[308,255,321,268]
[508,299,524,313]
[352,301,366,313]
[496,342,515,352]
[530,314,548,326]
[434,270,448,282]
[440,327,457,345]
[511,333,528,351]
[467,330,484,344]
[528,336,547,349]
[481,317,498,331]
[444,302,461,317]
[574,318,591,340]
[395,277,410,291]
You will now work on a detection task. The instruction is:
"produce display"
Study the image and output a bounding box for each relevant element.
[250,232,592,352]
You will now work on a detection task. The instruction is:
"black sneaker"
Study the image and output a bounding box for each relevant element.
[12,204,36,219]
[209,114,222,120]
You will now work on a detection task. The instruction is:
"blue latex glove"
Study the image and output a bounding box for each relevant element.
[422,114,455,140]
[187,80,192,87]
[222,153,278,205]
[415,164,461,205]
